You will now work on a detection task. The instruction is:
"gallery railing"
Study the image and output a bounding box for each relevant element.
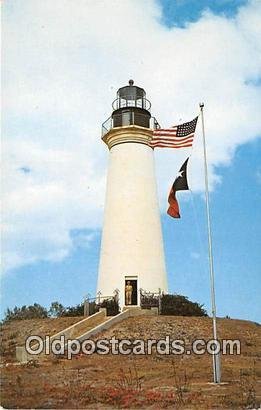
[102,113,160,137]
[83,289,119,316]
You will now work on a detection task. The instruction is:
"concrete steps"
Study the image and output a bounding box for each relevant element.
[72,318,111,339]
[74,307,158,343]
[16,307,158,363]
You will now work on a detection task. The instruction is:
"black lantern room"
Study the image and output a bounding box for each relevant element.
[102,80,160,137]
[112,80,151,128]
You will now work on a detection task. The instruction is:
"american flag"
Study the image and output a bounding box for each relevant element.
[150,116,198,149]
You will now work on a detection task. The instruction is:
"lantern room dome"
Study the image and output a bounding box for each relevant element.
[112,80,151,112]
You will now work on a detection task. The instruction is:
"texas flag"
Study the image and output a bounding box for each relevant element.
[167,158,189,218]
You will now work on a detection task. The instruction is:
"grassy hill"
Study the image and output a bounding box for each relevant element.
[1,315,260,409]
[0,316,84,363]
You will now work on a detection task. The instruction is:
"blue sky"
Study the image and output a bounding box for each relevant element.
[159,0,248,27]
[2,0,261,322]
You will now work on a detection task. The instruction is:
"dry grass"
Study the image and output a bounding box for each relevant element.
[0,315,260,408]
[0,316,83,363]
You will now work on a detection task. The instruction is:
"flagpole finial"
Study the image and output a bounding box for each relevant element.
[199,102,204,109]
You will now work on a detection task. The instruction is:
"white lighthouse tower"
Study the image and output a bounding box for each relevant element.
[97,80,168,308]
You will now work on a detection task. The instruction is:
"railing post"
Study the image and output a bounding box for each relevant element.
[83,294,91,316]
[113,288,120,304]
[139,288,143,308]
[158,288,162,315]
[87,298,90,316]
[97,291,102,305]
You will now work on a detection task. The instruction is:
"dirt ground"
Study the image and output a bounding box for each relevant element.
[0,315,260,409]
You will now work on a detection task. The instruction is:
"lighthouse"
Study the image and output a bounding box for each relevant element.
[97,80,168,309]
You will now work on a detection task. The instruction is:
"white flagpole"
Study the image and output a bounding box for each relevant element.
[199,103,221,384]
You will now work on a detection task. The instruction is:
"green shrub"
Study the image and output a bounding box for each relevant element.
[62,303,84,316]
[161,294,207,316]
[140,294,159,309]
[99,298,120,316]
[61,298,119,317]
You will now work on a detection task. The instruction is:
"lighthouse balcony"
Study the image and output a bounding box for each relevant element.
[102,111,160,137]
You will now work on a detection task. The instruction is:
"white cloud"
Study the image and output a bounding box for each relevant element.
[2,0,261,271]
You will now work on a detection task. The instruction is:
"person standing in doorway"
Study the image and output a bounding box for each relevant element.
[125,281,133,305]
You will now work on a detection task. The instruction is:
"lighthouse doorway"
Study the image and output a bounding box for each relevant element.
[125,278,138,306]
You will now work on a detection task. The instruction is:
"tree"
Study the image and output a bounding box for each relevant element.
[3,303,48,322]
[48,301,65,317]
